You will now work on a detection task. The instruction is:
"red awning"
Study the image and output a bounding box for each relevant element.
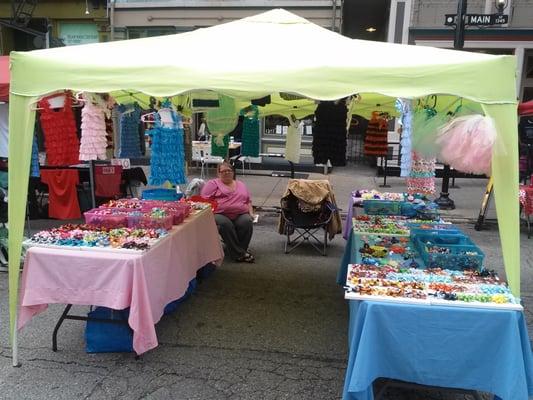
[0,56,8,102]
[519,100,533,117]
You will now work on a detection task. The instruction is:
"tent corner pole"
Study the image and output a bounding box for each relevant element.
[12,314,20,367]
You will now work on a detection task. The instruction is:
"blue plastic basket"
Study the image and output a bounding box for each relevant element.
[141,188,183,201]
[416,235,484,270]
[408,223,463,239]
[363,200,403,216]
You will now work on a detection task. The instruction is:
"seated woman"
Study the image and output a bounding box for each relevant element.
[201,161,255,263]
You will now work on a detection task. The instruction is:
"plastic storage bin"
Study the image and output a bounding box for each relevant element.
[416,234,484,270]
[363,200,403,216]
[408,223,463,238]
[85,307,133,353]
[165,204,191,224]
[84,209,128,228]
[142,188,183,201]
[127,214,173,230]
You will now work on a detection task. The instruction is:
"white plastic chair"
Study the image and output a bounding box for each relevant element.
[191,145,224,178]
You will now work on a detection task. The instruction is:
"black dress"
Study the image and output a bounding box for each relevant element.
[312,101,347,166]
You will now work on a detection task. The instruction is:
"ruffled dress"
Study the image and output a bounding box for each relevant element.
[30,135,40,177]
[396,99,413,177]
[38,94,80,166]
[364,111,389,157]
[118,103,142,158]
[241,105,260,157]
[79,100,108,161]
[312,101,348,166]
[147,109,186,186]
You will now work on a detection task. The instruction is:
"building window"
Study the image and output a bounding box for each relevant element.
[264,115,313,137]
[127,27,192,39]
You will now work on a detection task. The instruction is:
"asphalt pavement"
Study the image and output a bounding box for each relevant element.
[0,163,529,400]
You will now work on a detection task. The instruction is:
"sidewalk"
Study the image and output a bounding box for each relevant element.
[0,164,529,400]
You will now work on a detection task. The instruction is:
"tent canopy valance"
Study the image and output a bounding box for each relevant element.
[8,9,519,364]
[9,10,516,104]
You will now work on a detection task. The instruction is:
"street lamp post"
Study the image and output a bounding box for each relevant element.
[435,0,468,210]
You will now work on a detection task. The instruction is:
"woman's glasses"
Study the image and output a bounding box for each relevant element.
[219,169,233,174]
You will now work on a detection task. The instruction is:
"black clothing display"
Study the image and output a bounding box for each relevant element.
[228,115,244,142]
[312,101,348,166]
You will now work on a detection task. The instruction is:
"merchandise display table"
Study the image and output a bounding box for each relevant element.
[339,232,533,400]
[343,191,405,239]
[18,208,224,355]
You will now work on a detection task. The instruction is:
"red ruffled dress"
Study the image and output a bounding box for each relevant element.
[39,94,80,166]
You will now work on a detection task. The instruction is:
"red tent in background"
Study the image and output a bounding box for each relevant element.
[520,100,533,117]
[0,56,8,102]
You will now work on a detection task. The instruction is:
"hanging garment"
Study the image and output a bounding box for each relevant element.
[396,99,414,177]
[38,94,80,166]
[240,105,260,157]
[312,101,348,166]
[118,103,142,158]
[228,115,244,142]
[182,119,192,164]
[147,109,186,186]
[211,134,229,158]
[111,107,121,158]
[95,165,123,198]
[435,114,497,175]
[0,103,8,158]
[30,135,40,178]
[364,111,389,157]
[411,106,450,158]
[406,151,436,195]
[79,98,108,161]
[41,169,81,219]
[285,117,303,163]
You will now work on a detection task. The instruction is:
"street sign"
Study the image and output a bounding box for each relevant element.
[444,13,508,26]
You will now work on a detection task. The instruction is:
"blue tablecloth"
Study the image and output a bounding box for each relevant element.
[340,231,533,400]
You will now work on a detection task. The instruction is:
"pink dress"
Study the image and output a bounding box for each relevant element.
[80,100,108,160]
[201,179,251,220]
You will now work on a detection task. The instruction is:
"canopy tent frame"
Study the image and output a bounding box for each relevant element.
[8,9,520,367]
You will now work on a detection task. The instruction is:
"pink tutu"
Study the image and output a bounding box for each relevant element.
[435,115,496,175]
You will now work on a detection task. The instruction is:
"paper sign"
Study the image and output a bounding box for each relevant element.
[111,158,131,169]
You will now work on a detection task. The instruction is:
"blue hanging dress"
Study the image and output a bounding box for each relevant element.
[147,108,187,186]
[118,103,142,158]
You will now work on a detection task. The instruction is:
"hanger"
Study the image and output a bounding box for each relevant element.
[29,91,83,111]
[140,111,157,122]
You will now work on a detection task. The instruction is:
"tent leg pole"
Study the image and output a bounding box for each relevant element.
[12,314,20,367]
[89,160,96,209]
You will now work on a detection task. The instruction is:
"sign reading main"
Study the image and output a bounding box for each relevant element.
[444,13,508,26]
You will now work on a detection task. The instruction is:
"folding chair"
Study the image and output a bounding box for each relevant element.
[280,193,334,256]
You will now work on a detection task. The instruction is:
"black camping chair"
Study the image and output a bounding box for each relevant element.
[280,193,334,256]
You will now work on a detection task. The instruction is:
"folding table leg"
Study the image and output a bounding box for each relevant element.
[52,304,73,352]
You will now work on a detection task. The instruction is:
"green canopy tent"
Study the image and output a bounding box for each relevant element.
[8,9,519,365]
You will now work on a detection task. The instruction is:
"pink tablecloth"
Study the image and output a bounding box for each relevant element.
[18,208,224,355]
